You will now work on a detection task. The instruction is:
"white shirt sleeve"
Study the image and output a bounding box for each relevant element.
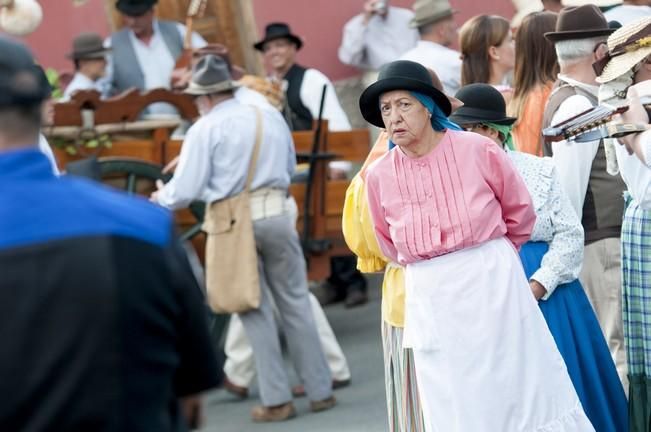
[38,134,60,176]
[338,14,369,69]
[534,166,584,299]
[157,121,212,210]
[550,95,599,220]
[175,23,207,49]
[301,69,351,132]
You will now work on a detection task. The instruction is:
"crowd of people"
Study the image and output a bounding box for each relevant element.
[5,0,651,430]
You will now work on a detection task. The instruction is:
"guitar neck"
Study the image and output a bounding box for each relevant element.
[183,16,194,50]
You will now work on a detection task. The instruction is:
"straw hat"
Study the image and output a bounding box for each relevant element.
[596,17,651,83]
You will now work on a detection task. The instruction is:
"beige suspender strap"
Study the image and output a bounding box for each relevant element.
[245,106,263,191]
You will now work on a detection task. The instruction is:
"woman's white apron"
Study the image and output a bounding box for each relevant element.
[403,237,594,432]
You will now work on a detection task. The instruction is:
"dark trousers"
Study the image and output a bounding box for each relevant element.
[327,256,367,298]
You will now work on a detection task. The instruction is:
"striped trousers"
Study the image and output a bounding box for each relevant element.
[382,321,426,432]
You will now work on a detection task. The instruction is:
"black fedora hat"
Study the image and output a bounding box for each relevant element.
[448,83,516,126]
[359,60,451,129]
[253,22,303,51]
[544,4,614,43]
[115,0,157,17]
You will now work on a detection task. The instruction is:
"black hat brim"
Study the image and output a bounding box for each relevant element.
[449,107,516,126]
[116,1,156,17]
[253,34,303,51]
[544,28,614,43]
[359,77,451,129]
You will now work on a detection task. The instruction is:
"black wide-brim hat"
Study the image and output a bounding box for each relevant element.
[448,83,516,126]
[116,0,157,17]
[359,60,451,129]
[544,4,614,43]
[254,22,303,51]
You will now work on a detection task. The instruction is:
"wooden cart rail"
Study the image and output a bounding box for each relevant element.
[47,89,371,280]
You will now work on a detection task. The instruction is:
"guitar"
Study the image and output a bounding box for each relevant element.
[171,0,208,89]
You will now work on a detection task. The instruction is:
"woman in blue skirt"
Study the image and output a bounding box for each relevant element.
[450,83,628,432]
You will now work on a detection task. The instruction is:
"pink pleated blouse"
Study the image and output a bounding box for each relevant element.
[365,129,536,265]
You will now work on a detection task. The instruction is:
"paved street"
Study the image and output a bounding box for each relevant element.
[200,275,388,432]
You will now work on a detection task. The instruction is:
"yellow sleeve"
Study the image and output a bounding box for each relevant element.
[342,174,387,273]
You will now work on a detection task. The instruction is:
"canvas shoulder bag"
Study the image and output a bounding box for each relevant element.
[202,106,263,313]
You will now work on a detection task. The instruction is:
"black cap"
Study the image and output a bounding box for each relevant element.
[0,36,50,107]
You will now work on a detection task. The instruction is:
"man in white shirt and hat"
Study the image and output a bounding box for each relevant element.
[152,54,336,422]
[400,0,461,95]
[338,0,419,79]
[62,32,111,101]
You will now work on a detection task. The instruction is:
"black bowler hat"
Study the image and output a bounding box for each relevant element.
[0,36,49,107]
[359,60,451,129]
[116,0,157,17]
[448,84,516,126]
[253,22,303,51]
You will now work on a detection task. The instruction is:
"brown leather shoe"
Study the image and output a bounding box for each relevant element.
[310,396,337,413]
[291,379,351,397]
[223,377,248,399]
[251,402,296,422]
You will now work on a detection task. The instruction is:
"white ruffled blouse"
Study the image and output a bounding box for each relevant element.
[508,151,585,300]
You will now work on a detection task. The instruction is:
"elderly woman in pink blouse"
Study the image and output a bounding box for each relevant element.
[360,60,594,432]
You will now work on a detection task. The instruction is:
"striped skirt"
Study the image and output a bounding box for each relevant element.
[622,197,651,432]
[381,321,425,432]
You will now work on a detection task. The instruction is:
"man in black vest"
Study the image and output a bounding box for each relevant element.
[542,5,628,389]
[254,23,368,308]
[105,0,206,115]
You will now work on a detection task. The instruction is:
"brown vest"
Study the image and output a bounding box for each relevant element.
[541,79,625,244]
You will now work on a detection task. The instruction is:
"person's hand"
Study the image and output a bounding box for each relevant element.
[615,86,649,154]
[621,86,648,125]
[363,0,384,23]
[149,179,165,203]
[530,280,547,301]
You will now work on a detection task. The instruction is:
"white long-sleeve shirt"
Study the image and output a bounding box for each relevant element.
[297,68,351,132]
[550,76,600,220]
[399,40,462,95]
[62,73,105,102]
[38,134,60,176]
[616,131,651,209]
[509,151,584,298]
[156,98,295,210]
[338,6,418,71]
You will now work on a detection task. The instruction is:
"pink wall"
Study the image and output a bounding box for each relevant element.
[21,0,111,72]
[18,0,515,79]
[252,0,516,81]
